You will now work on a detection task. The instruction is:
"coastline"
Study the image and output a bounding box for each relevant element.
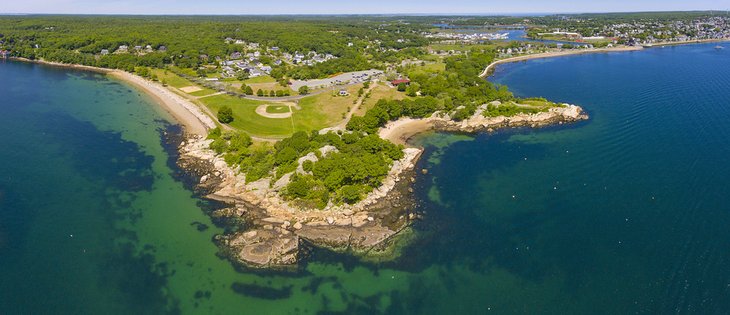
[479,46,643,77]
[379,102,588,146]
[480,38,729,78]
[9,57,215,136]
[8,50,597,270]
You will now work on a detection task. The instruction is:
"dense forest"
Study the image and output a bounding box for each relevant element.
[0,15,430,74]
[207,128,403,208]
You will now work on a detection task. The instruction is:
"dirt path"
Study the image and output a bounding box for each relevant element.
[335,81,378,129]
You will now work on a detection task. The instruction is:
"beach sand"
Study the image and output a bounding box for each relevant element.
[379,118,434,145]
[11,57,215,136]
[109,71,215,135]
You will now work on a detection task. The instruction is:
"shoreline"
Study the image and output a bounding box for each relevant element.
[479,46,643,77]
[9,57,215,136]
[479,38,729,78]
[380,102,588,146]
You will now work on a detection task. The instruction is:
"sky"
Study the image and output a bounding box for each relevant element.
[2,0,729,15]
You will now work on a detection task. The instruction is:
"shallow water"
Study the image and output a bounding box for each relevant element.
[2,42,730,314]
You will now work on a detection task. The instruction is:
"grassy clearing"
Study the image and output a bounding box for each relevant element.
[151,69,193,88]
[266,105,290,113]
[200,94,293,137]
[355,82,407,116]
[189,88,218,97]
[244,75,277,84]
[293,84,364,131]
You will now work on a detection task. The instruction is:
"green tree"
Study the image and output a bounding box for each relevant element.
[245,85,254,95]
[397,82,407,92]
[298,85,309,95]
[257,89,264,96]
[217,105,234,123]
[236,71,249,81]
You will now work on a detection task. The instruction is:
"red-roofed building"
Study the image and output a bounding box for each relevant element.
[391,79,410,86]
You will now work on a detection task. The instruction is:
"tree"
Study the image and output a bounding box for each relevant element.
[245,85,254,95]
[406,82,420,97]
[269,90,275,97]
[240,83,248,92]
[236,71,249,81]
[257,89,264,97]
[217,105,234,123]
[298,85,309,95]
[397,82,407,92]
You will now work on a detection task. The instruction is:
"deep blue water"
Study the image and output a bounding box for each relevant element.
[2,42,730,314]
[408,42,730,313]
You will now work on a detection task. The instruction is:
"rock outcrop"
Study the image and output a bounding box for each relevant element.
[179,136,421,269]
[180,102,587,269]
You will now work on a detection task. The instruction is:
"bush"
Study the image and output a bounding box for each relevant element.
[298,86,309,95]
[217,105,234,123]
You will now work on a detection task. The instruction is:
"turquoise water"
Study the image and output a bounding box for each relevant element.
[2,42,730,314]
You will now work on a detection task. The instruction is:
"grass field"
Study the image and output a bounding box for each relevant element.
[293,84,364,130]
[244,75,277,84]
[266,105,290,113]
[151,69,194,88]
[200,94,294,137]
[189,88,218,97]
[355,82,408,116]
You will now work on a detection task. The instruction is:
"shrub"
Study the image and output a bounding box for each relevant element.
[217,105,234,123]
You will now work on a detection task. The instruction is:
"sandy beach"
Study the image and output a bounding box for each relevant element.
[10,57,215,136]
[108,71,215,135]
[379,118,435,145]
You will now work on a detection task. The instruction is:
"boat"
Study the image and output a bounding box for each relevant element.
[715,45,724,50]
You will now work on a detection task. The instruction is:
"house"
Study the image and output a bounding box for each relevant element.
[158,46,167,52]
[134,45,142,51]
[269,46,279,52]
[100,49,110,55]
[249,69,263,77]
[117,45,129,53]
[391,79,410,86]
[260,65,272,73]
[230,52,242,59]
[145,45,153,53]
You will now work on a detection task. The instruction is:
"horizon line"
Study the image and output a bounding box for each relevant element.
[1,9,729,17]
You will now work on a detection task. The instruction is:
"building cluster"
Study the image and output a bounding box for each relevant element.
[100,44,165,56]
[425,31,510,43]
[575,16,730,45]
[220,38,338,78]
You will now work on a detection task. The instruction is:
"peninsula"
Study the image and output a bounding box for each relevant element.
[3,12,726,268]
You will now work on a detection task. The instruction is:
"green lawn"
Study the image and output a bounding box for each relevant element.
[151,69,194,88]
[189,88,218,97]
[293,84,363,131]
[266,105,290,113]
[244,75,277,84]
[200,94,293,137]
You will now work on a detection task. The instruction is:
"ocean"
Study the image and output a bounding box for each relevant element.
[1,42,729,314]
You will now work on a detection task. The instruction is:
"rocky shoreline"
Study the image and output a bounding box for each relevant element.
[177,101,588,269]
[178,135,423,269]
